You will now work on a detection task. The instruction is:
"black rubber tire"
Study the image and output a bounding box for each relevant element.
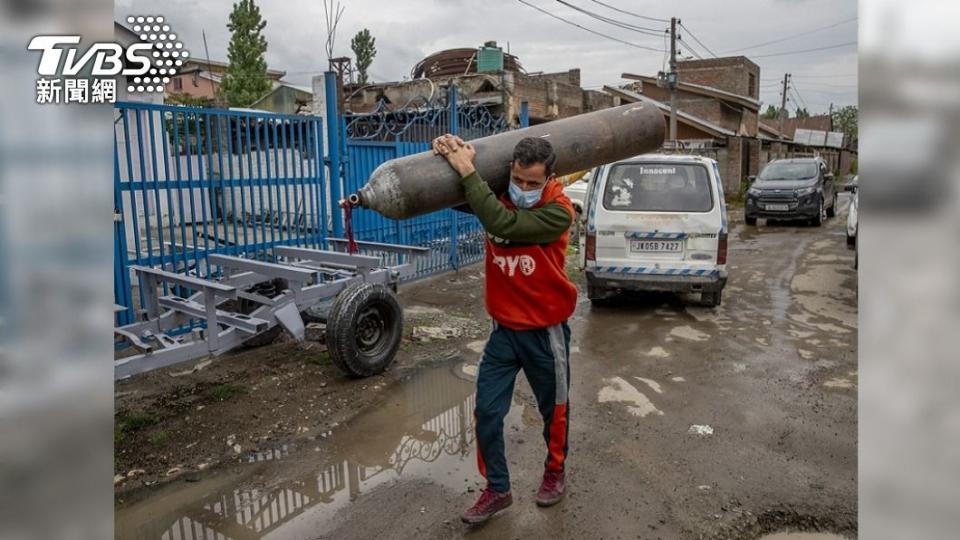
[701,290,722,307]
[326,283,404,377]
[227,278,289,348]
[810,197,825,227]
[846,234,856,247]
[588,283,615,307]
[745,216,758,226]
[243,326,283,348]
[826,193,837,217]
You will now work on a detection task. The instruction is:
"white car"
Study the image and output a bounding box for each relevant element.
[562,171,592,216]
[845,175,858,269]
[579,154,728,307]
[845,175,858,246]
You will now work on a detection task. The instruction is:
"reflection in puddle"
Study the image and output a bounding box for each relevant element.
[759,533,847,540]
[116,359,479,539]
[598,376,663,417]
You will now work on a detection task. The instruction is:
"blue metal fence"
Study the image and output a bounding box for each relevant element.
[113,102,326,325]
[113,77,527,324]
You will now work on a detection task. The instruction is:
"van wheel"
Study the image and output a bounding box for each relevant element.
[587,283,611,307]
[745,216,758,226]
[701,290,722,307]
[826,193,837,217]
[810,197,825,227]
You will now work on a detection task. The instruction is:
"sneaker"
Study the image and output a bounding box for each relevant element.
[536,470,566,507]
[460,487,513,524]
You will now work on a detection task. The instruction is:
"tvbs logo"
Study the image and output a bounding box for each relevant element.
[29,35,153,77]
[29,15,188,104]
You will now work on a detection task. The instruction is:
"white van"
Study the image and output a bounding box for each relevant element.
[579,154,728,307]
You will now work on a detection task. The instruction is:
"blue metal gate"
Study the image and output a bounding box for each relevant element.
[340,86,522,278]
[113,79,528,325]
[113,102,327,325]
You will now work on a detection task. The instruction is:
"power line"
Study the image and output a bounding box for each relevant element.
[750,41,857,59]
[789,73,858,79]
[677,37,704,60]
[516,0,665,52]
[588,0,669,23]
[723,16,857,53]
[679,22,718,58]
[555,0,666,37]
[791,86,809,111]
[662,30,669,71]
[791,80,858,89]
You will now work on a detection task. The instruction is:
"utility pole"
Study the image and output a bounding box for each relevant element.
[828,102,834,130]
[668,17,678,142]
[778,73,791,141]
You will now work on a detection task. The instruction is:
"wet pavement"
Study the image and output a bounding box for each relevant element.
[116,197,858,539]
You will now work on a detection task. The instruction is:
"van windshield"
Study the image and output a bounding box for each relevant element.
[602,163,713,212]
[758,161,817,180]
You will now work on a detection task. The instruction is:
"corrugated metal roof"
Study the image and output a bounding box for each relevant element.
[621,73,761,111]
[825,131,845,148]
[603,86,736,138]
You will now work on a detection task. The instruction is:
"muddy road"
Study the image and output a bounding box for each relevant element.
[115,197,858,539]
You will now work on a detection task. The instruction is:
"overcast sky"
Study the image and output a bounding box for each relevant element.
[116,0,858,114]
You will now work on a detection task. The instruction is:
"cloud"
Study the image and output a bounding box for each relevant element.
[116,0,857,111]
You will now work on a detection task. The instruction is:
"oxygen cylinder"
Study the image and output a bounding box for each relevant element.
[348,102,665,219]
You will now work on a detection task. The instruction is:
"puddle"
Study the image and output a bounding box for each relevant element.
[823,377,856,389]
[116,358,487,539]
[635,377,663,394]
[759,533,847,540]
[598,376,663,417]
[645,346,670,358]
[669,325,710,342]
[684,306,729,324]
[688,424,714,436]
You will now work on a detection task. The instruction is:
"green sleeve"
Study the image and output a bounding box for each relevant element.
[460,170,572,244]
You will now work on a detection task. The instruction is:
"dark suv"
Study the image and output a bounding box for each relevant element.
[745,157,837,226]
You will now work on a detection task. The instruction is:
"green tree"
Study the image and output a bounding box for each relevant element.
[795,107,810,119]
[350,28,377,85]
[831,105,858,146]
[220,0,272,107]
[762,104,780,119]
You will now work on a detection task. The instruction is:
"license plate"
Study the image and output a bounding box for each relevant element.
[765,203,790,211]
[631,240,682,253]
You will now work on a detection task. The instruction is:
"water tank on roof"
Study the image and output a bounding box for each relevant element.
[477,42,504,73]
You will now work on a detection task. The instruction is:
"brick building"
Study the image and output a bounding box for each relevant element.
[342,46,615,127]
[759,114,832,139]
[164,59,286,103]
[675,56,761,100]
[611,56,764,194]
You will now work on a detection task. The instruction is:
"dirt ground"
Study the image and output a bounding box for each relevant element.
[114,267,491,493]
[115,199,858,540]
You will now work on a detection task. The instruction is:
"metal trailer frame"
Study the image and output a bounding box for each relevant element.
[114,239,430,380]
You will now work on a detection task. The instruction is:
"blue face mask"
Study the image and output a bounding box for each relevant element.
[509,181,544,209]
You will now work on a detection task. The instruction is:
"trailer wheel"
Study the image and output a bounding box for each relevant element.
[327,283,404,377]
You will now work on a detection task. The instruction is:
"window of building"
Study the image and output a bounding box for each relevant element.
[173,77,182,91]
[748,73,756,98]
